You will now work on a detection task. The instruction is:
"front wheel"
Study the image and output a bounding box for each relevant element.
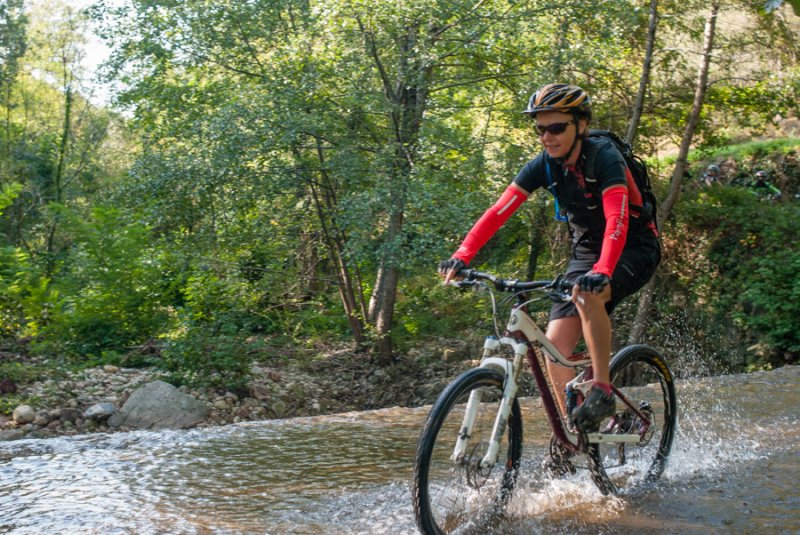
[588,344,677,494]
[412,367,523,535]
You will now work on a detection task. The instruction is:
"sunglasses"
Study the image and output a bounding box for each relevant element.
[534,121,574,136]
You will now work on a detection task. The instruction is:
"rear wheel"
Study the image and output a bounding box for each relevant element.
[412,367,523,535]
[588,345,677,494]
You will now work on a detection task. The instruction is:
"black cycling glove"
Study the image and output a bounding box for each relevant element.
[577,272,610,293]
[438,258,467,277]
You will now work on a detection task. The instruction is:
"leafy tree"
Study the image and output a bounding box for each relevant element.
[34,205,170,358]
[0,0,27,170]
[71,0,798,377]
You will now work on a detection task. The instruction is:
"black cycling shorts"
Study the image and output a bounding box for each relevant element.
[549,238,661,321]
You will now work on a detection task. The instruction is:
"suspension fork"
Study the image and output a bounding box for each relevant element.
[451,336,528,467]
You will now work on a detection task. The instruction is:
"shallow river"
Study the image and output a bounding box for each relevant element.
[0,366,798,534]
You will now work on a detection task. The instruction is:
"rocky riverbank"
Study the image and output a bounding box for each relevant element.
[0,339,484,441]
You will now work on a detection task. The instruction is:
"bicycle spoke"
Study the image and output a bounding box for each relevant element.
[414,368,522,534]
[590,346,677,493]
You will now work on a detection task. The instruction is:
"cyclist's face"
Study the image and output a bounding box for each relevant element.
[535,111,580,160]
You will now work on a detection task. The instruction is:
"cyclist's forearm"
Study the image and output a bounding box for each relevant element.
[592,185,629,277]
[453,184,527,264]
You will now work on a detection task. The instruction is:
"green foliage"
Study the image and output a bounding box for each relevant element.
[0,361,49,416]
[32,205,170,358]
[0,245,50,338]
[394,274,488,345]
[161,328,253,391]
[0,360,46,384]
[0,183,23,215]
[694,137,800,163]
[0,0,797,386]
[0,394,39,416]
[675,183,800,366]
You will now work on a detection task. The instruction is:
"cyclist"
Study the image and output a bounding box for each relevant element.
[439,83,660,433]
[749,170,782,201]
[701,164,721,187]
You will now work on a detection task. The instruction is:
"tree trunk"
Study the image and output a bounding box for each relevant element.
[625,0,659,146]
[367,145,414,363]
[301,143,368,346]
[45,76,73,276]
[526,199,549,280]
[363,21,429,363]
[628,2,719,344]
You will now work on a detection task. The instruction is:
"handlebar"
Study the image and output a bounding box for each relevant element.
[450,269,574,302]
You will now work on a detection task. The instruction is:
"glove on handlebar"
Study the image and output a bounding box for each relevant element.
[577,272,610,293]
[438,258,467,277]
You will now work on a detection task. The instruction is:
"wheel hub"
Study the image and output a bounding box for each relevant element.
[464,441,493,489]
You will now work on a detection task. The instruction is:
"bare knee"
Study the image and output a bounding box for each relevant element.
[546,316,582,356]
[573,284,611,320]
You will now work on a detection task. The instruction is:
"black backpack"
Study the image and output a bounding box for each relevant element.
[583,129,659,231]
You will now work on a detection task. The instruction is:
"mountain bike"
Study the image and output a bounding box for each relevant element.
[412,269,677,535]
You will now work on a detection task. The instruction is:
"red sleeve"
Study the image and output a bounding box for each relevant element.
[453,185,527,264]
[592,185,629,277]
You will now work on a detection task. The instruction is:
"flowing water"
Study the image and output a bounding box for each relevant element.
[0,366,797,534]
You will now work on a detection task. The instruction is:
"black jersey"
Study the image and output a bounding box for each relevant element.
[513,137,653,249]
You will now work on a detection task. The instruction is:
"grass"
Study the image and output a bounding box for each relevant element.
[658,137,800,166]
[0,361,49,384]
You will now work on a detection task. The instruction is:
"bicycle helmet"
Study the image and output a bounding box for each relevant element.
[756,170,768,179]
[523,83,592,120]
[706,164,720,175]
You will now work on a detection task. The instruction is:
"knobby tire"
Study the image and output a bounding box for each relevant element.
[412,367,523,535]
[587,344,677,494]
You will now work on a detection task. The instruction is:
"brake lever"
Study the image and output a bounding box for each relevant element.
[547,275,575,303]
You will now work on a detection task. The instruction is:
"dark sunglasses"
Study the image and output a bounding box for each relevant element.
[534,121,574,136]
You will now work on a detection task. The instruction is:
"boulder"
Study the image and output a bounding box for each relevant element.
[12,405,35,424]
[0,429,26,441]
[84,402,116,422]
[59,408,83,424]
[108,380,209,430]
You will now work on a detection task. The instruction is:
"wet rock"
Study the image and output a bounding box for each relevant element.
[27,429,54,439]
[33,412,50,426]
[271,399,287,418]
[108,380,209,430]
[213,399,232,411]
[0,429,26,441]
[59,408,83,424]
[12,405,35,424]
[84,402,116,422]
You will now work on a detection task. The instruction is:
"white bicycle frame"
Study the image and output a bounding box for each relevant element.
[451,304,643,469]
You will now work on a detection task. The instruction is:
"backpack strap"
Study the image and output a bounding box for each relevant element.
[583,131,647,217]
[544,157,569,222]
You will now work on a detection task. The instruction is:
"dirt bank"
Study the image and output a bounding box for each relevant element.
[0,339,484,439]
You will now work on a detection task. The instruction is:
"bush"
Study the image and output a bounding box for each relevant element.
[32,206,170,359]
[674,185,800,367]
[162,327,254,391]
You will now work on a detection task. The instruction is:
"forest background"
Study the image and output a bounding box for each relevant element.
[0,0,799,406]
